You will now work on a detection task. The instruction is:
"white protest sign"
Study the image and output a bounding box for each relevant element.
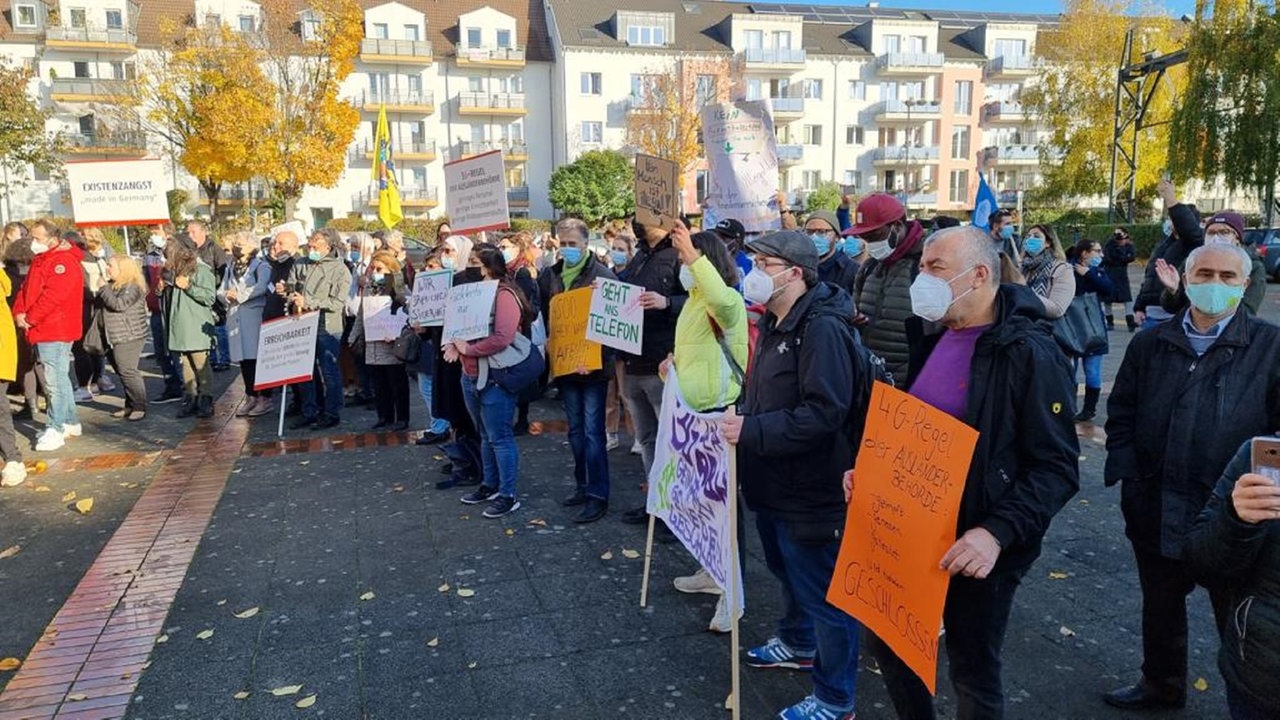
[444,280,500,342]
[444,150,509,235]
[271,220,307,243]
[64,160,169,228]
[646,367,743,613]
[701,100,781,233]
[254,311,320,391]
[586,278,644,355]
[410,269,453,327]
[361,295,405,342]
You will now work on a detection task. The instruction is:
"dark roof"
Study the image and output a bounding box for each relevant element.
[939,28,985,61]
[548,0,752,53]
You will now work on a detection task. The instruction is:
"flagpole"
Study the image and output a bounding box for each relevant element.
[727,447,741,720]
[639,514,656,607]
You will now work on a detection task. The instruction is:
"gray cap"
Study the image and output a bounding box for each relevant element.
[747,230,819,272]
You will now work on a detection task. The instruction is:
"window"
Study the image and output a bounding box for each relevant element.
[696,170,708,205]
[901,81,925,100]
[406,75,422,94]
[581,121,603,144]
[466,27,481,47]
[238,15,255,32]
[627,24,665,46]
[496,29,511,48]
[803,125,822,146]
[105,9,122,29]
[845,125,864,145]
[744,29,763,49]
[301,16,320,40]
[745,78,762,101]
[880,81,898,101]
[369,73,389,95]
[951,126,970,160]
[802,170,821,190]
[954,81,973,115]
[470,125,486,144]
[630,74,658,102]
[69,8,86,28]
[843,170,863,189]
[500,75,523,94]
[882,34,900,53]
[372,23,388,39]
[949,170,970,203]
[772,30,791,49]
[695,74,717,106]
[847,80,865,100]
[802,79,823,100]
[206,13,221,28]
[14,4,37,28]
[73,61,90,79]
[580,72,602,95]
[404,25,419,41]
[109,61,135,80]
[993,38,1026,58]
[504,122,524,142]
[467,76,483,92]
[411,167,427,189]
[79,114,95,135]
[906,36,927,53]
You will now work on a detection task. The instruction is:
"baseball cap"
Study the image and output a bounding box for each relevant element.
[747,230,819,272]
[1205,211,1245,241]
[712,218,746,242]
[846,193,906,236]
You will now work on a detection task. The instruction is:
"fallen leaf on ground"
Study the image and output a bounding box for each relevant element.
[467,662,477,669]
[33,485,50,492]
[621,549,640,559]
[504,529,514,537]
[196,629,214,640]
[1059,626,1076,638]
[426,637,439,647]
[459,514,470,520]
[299,461,310,466]
[0,545,19,560]
[391,484,405,493]
[432,455,443,461]
[156,635,169,644]
[724,692,734,710]
[1194,677,1209,692]
[61,491,76,503]
[359,591,375,601]
[600,551,613,560]
[437,583,450,593]
[527,519,547,527]
[1048,572,1069,580]
[0,658,21,671]
[66,693,88,701]
[74,498,94,515]
[271,685,303,696]
[296,695,317,708]
[233,607,260,619]
[141,661,152,669]
[456,588,475,598]
[233,691,250,700]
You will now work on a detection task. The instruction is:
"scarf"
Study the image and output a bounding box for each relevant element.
[1021,252,1058,299]
[559,250,590,289]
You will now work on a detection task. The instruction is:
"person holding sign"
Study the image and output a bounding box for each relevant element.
[538,219,615,523]
[285,229,353,431]
[350,251,410,431]
[857,226,1079,720]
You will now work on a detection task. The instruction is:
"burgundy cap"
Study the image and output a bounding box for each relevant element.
[845,193,906,236]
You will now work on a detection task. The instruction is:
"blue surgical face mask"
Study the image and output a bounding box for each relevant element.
[502,247,519,264]
[842,237,863,257]
[999,224,1016,240]
[1087,255,1103,268]
[560,246,583,265]
[348,250,360,263]
[1023,236,1046,256]
[610,250,629,267]
[1185,281,1244,316]
[809,232,833,256]
[371,272,386,284]
[308,250,323,262]
[441,256,456,270]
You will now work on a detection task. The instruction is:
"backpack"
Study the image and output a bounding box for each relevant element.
[797,312,894,449]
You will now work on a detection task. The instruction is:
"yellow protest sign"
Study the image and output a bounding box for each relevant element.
[548,288,603,378]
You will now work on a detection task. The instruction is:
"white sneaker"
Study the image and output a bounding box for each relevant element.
[606,433,620,451]
[63,423,83,438]
[0,461,26,487]
[674,568,723,595]
[630,440,643,455]
[708,594,732,634]
[97,376,117,393]
[35,429,65,451]
[73,388,94,403]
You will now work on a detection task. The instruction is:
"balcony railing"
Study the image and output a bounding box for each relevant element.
[355,185,438,207]
[199,184,267,203]
[507,186,530,204]
[50,78,132,99]
[984,101,1027,120]
[995,145,1039,161]
[770,96,804,113]
[458,92,526,112]
[360,38,433,60]
[876,52,946,70]
[65,131,146,151]
[457,46,525,63]
[776,144,805,164]
[743,47,807,65]
[986,55,1039,74]
[874,99,942,116]
[362,89,435,109]
[873,145,942,162]
[46,25,137,46]
[458,140,527,158]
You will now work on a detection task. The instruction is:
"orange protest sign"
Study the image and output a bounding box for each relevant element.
[825,381,978,694]
[548,287,603,378]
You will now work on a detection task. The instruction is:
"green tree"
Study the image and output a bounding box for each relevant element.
[0,59,62,204]
[548,149,635,227]
[805,181,842,212]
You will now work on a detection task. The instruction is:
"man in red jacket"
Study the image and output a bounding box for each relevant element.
[13,220,85,451]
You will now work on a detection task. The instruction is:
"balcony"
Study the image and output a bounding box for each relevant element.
[742,47,807,71]
[361,89,435,115]
[355,185,438,209]
[64,131,147,157]
[985,55,1039,79]
[198,184,268,208]
[458,140,527,162]
[458,92,527,116]
[901,191,937,207]
[876,52,946,76]
[872,145,942,166]
[50,78,131,102]
[777,144,805,167]
[985,144,1043,165]
[45,25,136,52]
[769,96,805,122]
[359,38,433,65]
[455,46,525,68]
[872,99,942,122]
[350,138,437,164]
[983,101,1028,123]
[507,186,530,207]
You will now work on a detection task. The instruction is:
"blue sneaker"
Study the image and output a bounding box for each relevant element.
[778,695,855,720]
[745,637,814,670]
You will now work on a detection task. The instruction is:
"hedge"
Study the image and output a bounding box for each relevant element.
[324,217,552,246]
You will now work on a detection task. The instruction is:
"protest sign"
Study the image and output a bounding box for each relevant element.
[444,279,500,342]
[361,295,405,342]
[634,154,680,230]
[254,311,320,391]
[586,279,643,355]
[409,269,453,327]
[444,150,509,235]
[826,382,978,694]
[64,160,169,228]
[701,101,781,232]
[271,220,306,243]
[547,288,602,378]
[645,368,743,613]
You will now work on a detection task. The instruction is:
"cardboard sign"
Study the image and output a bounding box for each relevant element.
[443,280,500,342]
[634,153,680,230]
[547,287,602,378]
[361,295,405,343]
[444,150,509,235]
[409,269,453,327]
[701,101,781,232]
[586,279,644,355]
[826,382,978,694]
[254,311,320,391]
[64,160,169,228]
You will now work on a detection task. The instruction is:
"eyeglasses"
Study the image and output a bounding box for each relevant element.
[753,258,791,271]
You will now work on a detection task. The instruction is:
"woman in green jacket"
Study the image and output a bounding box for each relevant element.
[164,237,217,419]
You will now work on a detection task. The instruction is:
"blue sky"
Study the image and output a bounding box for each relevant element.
[821,0,1197,16]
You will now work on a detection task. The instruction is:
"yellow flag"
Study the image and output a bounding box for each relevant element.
[373,104,403,229]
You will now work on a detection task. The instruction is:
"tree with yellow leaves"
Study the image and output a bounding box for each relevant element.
[624,57,735,188]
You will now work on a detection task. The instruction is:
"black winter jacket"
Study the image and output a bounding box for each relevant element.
[1184,441,1280,716]
[621,236,687,374]
[1102,238,1136,303]
[1135,203,1202,314]
[1105,309,1280,558]
[538,255,617,384]
[739,283,858,525]
[911,284,1080,571]
[818,252,859,301]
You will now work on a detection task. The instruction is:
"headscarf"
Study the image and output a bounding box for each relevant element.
[443,235,474,276]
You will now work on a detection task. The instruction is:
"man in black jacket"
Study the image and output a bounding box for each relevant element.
[720,230,863,720]
[1104,242,1280,711]
[862,226,1079,720]
[1134,179,1202,329]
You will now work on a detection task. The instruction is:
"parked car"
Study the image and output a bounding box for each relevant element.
[1245,228,1280,281]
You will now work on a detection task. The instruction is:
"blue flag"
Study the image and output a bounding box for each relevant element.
[972,173,997,231]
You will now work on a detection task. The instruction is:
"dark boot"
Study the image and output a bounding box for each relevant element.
[1126,314,1138,332]
[176,395,198,418]
[196,395,214,419]
[1074,387,1100,422]
[1104,314,1115,330]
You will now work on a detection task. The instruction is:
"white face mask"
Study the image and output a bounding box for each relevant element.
[867,241,892,260]
[678,265,695,291]
[742,266,791,306]
[1205,232,1236,245]
[909,266,977,322]
[30,239,49,255]
[150,235,167,250]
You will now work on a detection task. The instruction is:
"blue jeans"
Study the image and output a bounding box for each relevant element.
[1074,355,1103,389]
[301,332,343,419]
[415,371,450,435]
[213,323,230,365]
[36,342,78,433]
[461,374,519,498]
[149,312,183,393]
[755,509,861,712]
[559,379,610,501]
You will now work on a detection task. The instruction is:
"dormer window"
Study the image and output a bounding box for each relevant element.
[105,9,123,29]
[466,27,481,47]
[14,3,37,29]
[627,24,665,46]
[496,29,511,48]
[238,15,256,32]
[69,8,86,28]
[301,11,322,40]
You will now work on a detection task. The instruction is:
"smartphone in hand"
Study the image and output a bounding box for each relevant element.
[1250,436,1280,484]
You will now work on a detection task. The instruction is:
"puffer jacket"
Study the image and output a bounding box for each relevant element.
[287,254,353,336]
[539,254,616,385]
[1105,308,1280,559]
[1184,441,1280,717]
[673,255,748,412]
[855,220,926,379]
[98,282,149,346]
